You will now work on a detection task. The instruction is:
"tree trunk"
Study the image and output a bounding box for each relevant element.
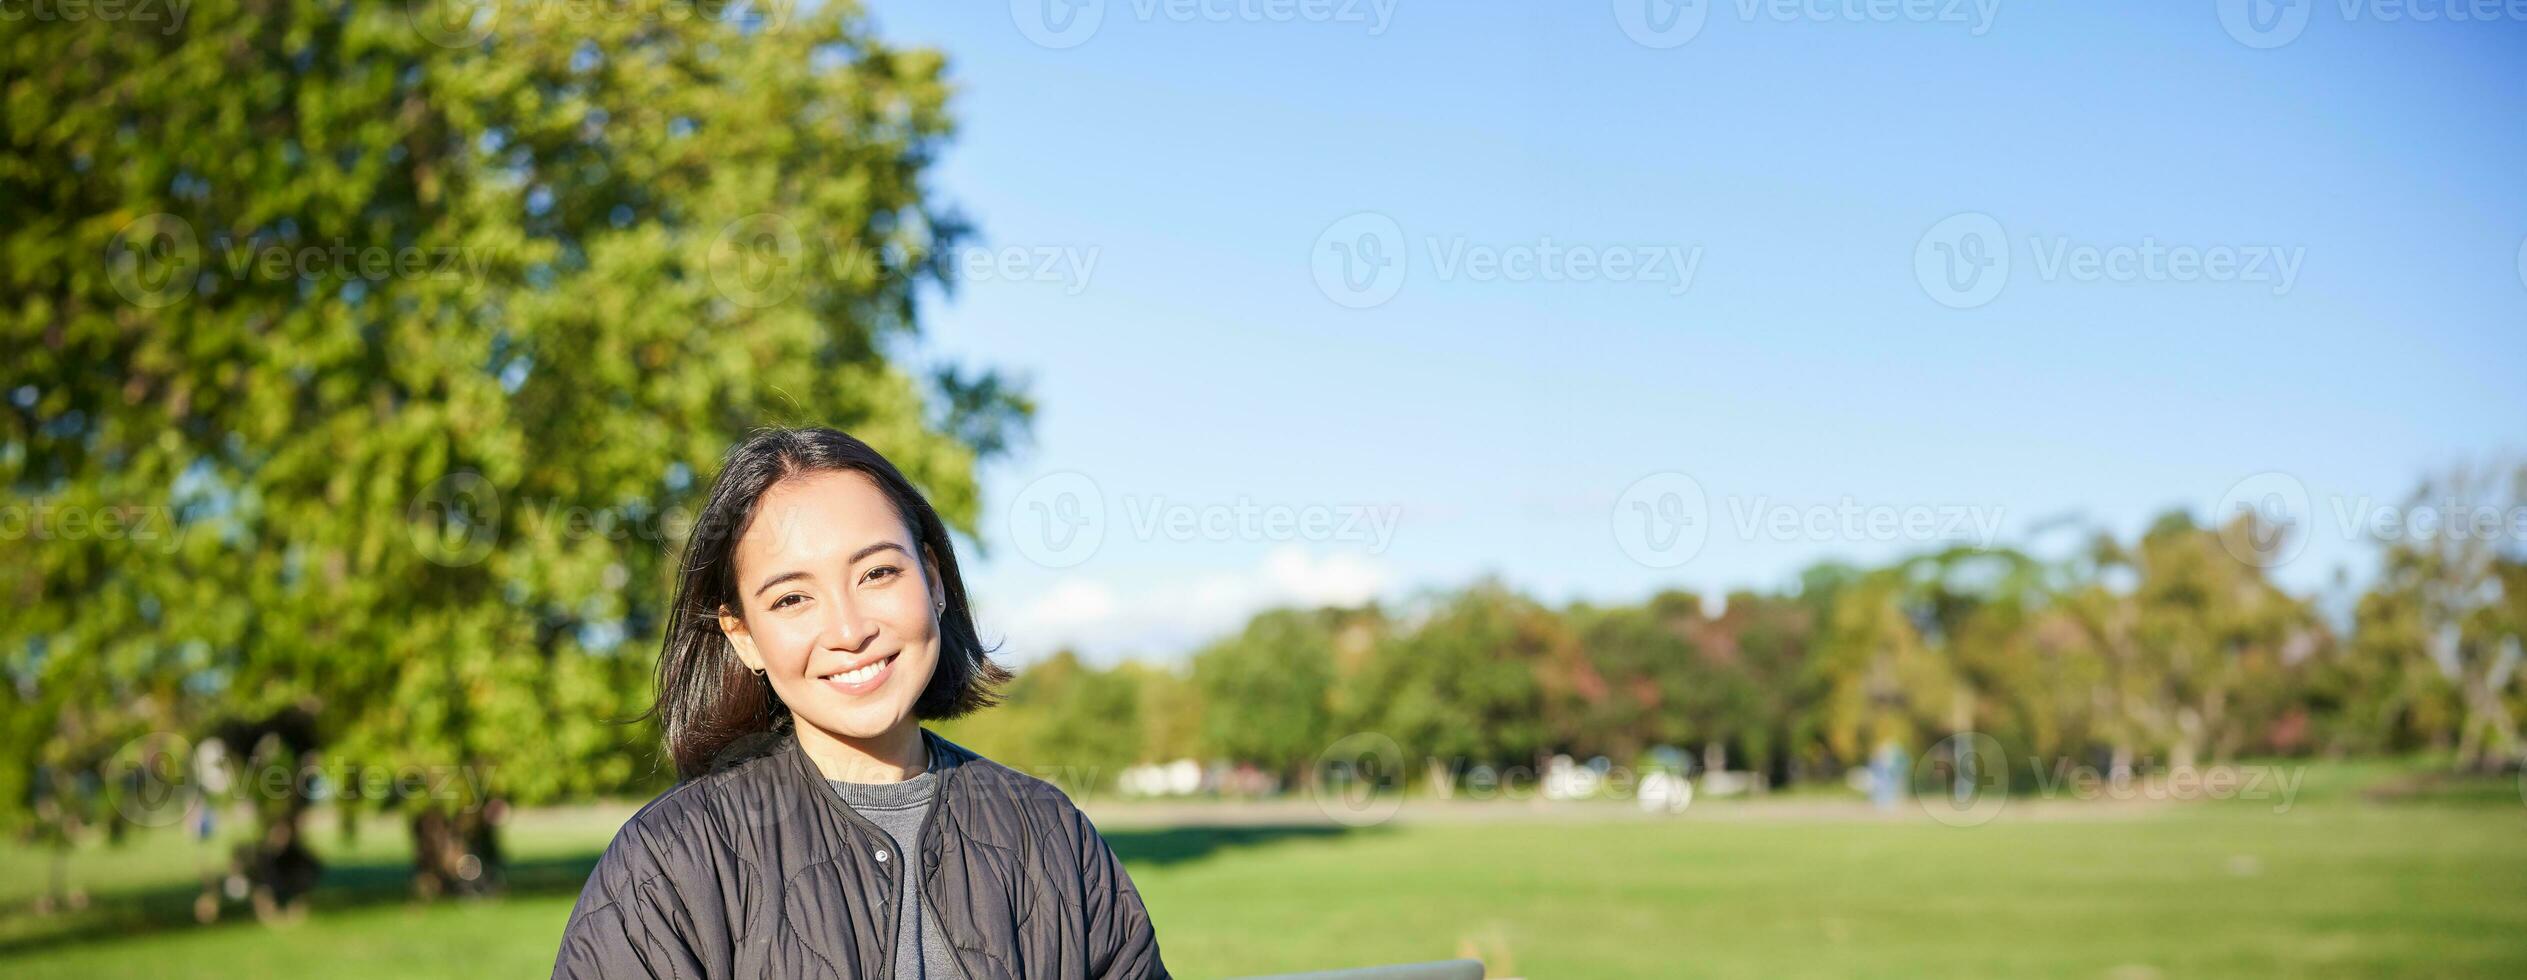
[35,845,86,915]
[2453,639,2523,774]
[236,789,322,924]
[2454,689,2520,774]
[224,722,324,925]
[2172,708,2203,771]
[410,804,506,899]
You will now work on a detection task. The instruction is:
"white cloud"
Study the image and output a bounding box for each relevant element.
[976,546,1392,665]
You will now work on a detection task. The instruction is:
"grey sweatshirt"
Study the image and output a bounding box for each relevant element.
[828,751,968,980]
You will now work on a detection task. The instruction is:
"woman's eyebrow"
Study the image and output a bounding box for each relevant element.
[751,570,811,598]
[849,541,910,565]
[750,543,909,597]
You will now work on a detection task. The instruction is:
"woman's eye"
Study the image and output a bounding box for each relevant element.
[770,593,806,610]
[864,565,899,583]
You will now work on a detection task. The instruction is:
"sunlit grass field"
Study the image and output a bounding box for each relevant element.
[4,761,2523,978]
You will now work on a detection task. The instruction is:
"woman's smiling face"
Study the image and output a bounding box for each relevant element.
[719,469,944,744]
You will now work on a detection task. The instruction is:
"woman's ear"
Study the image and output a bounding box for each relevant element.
[922,546,947,614]
[718,605,765,672]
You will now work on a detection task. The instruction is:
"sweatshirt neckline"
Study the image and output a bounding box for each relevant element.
[783,728,968,850]
[827,751,951,808]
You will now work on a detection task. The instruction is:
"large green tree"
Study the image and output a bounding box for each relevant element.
[3,0,1025,900]
[1349,580,1562,774]
[2114,513,2324,768]
[1191,608,1339,784]
[2347,464,2527,772]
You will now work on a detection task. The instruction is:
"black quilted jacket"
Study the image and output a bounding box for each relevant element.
[552,728,1169,979]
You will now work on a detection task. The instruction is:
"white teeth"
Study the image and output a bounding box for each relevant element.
[826,657,887,685]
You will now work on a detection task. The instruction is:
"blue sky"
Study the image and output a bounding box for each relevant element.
[860,1,2527,664]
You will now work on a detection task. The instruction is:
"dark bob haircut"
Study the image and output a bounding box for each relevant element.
[651,427,1008,780]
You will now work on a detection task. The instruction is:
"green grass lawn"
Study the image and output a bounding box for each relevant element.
[4,763,2523,978]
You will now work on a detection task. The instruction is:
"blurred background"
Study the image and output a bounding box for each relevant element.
[5,1,2526,977]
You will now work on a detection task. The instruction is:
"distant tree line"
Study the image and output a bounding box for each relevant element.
[944,463,2527,797]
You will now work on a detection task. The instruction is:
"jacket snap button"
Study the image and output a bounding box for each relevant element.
[874,848,889,863]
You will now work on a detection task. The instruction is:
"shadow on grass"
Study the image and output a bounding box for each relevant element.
[0,853,600,959]
[0,823,1356,959]
[1103,823,1359,867]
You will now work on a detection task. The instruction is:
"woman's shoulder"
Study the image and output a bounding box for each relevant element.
[930,733,1113,852]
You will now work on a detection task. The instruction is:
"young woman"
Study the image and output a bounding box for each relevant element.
[553,428,1168,979]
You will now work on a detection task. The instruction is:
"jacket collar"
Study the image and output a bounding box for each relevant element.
[780,726,972,867]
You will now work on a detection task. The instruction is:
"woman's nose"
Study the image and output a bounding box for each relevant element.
[819,598,875,652]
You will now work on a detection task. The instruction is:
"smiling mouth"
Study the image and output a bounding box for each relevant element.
[818,653,897,691]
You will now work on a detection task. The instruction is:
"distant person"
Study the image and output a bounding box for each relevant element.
[552,428,1167,979]
[1869,741,1907,811]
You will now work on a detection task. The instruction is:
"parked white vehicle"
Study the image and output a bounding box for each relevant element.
[1638,770,1693,813]
[1116,758,1204,797]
